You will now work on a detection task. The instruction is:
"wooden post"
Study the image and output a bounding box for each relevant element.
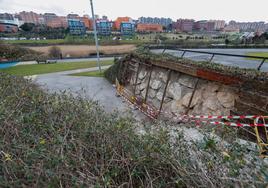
[159,70,172,113]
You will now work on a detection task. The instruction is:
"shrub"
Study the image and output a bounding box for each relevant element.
[0,43,45,61]
[48,46,62,59]
[0,73,267,187]
[104,57,134,85]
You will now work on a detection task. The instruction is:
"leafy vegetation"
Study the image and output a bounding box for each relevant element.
[0,43,47,61]
[0,73,267,187]
[0,60,113,76]
[104,57,131,84]
[48,46,62,59]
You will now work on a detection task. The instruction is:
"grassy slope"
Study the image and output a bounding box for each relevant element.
[0,73,267,187]
[0,61,113,76]
[69,69,107,77]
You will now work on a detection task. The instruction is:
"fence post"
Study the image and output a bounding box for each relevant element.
[133,63,141,95]
[185,79,200,115]
[257,58,266,71]
[159,70,172,113]
[144,65,153,102]
[209,54,215,62]
[181,51,186,58]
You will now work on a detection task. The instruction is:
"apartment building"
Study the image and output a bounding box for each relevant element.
[120,22,135,35]
[96,19,113,35]
[173,19,195,32]
[0,22,18,33]
[0,13,24,29]
[46,16,68,28]
[138,17,172,27]
[43,13,57,24]
[114,17,132,30]
[68,19,86,35]
[194,20,215,32]
[210,20,225,31]
[67,14,80,19]
[137,23,163,33]
[229,21,266,32]
[19,11,44,24]
[81,16,92,30]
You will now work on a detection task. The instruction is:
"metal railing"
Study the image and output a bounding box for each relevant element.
[148,45,267,71]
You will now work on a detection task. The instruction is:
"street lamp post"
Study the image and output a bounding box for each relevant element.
[89,0,101,72]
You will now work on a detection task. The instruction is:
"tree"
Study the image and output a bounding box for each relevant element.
[225,39,230,45]
[20,23,35,32]
[48,46,62,59]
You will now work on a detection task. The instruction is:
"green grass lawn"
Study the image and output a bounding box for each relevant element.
[246,52,268,61]
[0,61,113,76]
[70,69,107,77]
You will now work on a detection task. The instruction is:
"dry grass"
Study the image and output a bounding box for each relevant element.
[27,45,137,57]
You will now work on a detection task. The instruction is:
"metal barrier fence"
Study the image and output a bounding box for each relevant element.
[148,45,267,71]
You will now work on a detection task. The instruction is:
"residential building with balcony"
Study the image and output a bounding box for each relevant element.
[120,22,135,35]
[114,17,132,30]
[68,19,86,35]
[96,19,113,35]
[138,17,172,27]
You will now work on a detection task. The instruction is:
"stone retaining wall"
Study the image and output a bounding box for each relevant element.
[128,65,238,115]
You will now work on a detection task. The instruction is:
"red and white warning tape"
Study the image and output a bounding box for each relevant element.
[116,84,268,127]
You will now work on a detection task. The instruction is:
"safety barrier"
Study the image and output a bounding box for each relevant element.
[116,79,268,158]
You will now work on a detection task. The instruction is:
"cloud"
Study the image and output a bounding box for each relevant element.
[0,0,268,22]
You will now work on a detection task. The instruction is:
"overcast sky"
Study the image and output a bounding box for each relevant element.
[0,0,267,22]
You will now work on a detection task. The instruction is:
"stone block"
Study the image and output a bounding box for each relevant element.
[167,82,182,100]
[151,80,162,90]
[179,75,197,88]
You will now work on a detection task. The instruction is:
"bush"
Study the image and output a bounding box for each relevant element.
[0,73,267,187]
[104,57,133,84]
[48,46,62,59]
[0,43,45,61]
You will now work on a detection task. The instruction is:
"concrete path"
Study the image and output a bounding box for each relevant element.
[17,57,115,66]
[31,66,143,119]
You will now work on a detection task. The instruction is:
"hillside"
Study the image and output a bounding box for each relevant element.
[0,73,267,187]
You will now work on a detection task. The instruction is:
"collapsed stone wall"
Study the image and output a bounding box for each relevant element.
[128,66,238,115]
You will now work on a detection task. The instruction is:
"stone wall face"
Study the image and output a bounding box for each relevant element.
[129,65,238,115]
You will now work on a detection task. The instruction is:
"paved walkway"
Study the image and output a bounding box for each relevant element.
[17,57,115,66]
[152,48,268,71]
[31,66,142,119]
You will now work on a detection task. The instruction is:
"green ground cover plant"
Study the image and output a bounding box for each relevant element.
[0,73,267,187]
